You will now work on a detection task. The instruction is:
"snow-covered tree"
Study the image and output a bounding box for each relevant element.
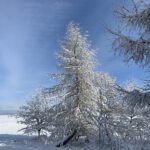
[93,72,122,149]
[124,79,138,92]
[17,88,50,138]
[109,0,150,107]
[48,23,97,146]
[118,80,150,142]
[110,0,150,67]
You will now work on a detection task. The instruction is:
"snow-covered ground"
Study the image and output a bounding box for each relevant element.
[0,115,24,135]
[0,134,53,150]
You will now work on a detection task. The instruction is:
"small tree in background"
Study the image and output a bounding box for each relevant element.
[17,88,50,139]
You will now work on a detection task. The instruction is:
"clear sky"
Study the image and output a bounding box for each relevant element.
[0,0,146,109]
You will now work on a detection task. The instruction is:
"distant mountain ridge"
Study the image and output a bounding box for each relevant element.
[0,106,18,115]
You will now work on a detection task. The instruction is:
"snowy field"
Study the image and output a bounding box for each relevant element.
[0,115,24,135]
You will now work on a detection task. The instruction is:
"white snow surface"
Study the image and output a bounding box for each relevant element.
[0,115,24,135]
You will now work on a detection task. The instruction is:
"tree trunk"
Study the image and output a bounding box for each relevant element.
[38,129,41,139]
[56,129,77,147]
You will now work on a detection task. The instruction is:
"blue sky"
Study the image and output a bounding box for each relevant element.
[0,0,146,108]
